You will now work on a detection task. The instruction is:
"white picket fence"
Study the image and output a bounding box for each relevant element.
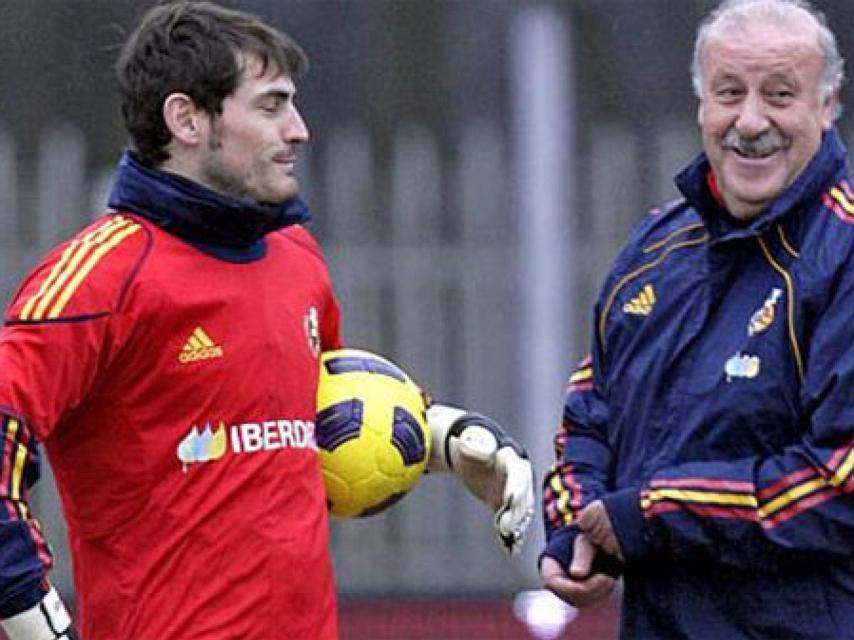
[16,117,854,600]
[0,112,712,602]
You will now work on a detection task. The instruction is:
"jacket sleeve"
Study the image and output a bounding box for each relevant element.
[604,255,854,567]
[541,350,615,569]
[540,216,661,571]
[0,413,51,618]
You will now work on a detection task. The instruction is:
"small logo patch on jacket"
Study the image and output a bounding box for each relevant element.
[724,352,761,381]
[623,284,656,316]
[179,327,224,364]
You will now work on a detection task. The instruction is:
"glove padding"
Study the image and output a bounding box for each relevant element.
[427,404,535,555]
[1,586,73,640]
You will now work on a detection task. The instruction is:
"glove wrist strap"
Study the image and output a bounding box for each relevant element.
[1,586,72,640]
[445,412,529,468]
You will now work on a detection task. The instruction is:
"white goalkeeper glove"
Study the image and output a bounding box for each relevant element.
[426,404,535,555]
[1,586,73,640]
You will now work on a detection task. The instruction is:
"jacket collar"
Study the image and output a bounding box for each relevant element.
[107,151,311,262]
[675,128,848,242]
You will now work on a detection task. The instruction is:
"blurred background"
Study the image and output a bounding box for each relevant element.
[2,1,854,638]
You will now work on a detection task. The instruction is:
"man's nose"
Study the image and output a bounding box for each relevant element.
[734,92,770,138]
[283,105,310,144]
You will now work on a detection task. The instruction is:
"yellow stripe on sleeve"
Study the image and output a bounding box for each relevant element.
[831,448,854,488]
[8,418,26,502]
[830,187,854,214]
[20,217,128,320]
[24,217,133,321]
[569,367,593,384]
[46,222,142,319]
[758,477,826,519]
[647,488,758,508]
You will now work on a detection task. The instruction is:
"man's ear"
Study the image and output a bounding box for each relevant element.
[821,88,840,130]
[162,93,205,146]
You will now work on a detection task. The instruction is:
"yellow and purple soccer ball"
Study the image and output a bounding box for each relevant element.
[316,348,430,518]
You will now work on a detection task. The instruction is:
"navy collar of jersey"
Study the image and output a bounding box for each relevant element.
[676,128,848,242]
[107,151,311,262]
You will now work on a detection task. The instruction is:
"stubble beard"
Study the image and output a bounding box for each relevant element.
[199,126,252,202]
[200,129,297,205]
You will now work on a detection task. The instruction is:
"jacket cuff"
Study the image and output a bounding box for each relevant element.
[538,526,577,571]
[0,582,48,619]
[601,486,655,560]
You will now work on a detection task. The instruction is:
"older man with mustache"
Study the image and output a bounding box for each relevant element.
[539,1,854,638]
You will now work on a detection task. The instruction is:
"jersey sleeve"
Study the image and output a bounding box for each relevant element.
[321,289,343,352]
[604,248,854,568]
[281,224,344,351]
[0,215,147,616]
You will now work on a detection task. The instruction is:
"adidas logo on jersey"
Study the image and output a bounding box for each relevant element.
[179,327,224,364]
[623,284,656,316]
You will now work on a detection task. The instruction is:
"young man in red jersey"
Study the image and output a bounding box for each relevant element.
[0,3,534,638]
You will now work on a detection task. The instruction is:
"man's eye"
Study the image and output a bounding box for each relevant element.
[260,99,285,113]
[769,89,795,100]
[715,87,743,99]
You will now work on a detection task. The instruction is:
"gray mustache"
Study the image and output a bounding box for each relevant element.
[721,127,791,156]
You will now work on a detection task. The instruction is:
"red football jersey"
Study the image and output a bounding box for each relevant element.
[0,213,342,638]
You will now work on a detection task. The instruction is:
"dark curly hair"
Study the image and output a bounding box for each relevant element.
[116,1,308,167]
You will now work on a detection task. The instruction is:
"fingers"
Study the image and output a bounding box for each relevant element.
[540,556,616,609]
[495,447,535,550]
[569,533,596,578]
[494,448,535,555]
[497,449,535,527]
[578,500,624,561]
[495,499,533,556]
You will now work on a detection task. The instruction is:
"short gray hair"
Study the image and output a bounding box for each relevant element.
[691,0,844,114]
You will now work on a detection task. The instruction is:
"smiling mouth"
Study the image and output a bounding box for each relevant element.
[730,146,780,160]
[272,156,298,177]
[273,150,297,164]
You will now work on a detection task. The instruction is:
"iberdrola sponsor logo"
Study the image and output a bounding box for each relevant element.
[177,418,317,471]
[177,422,227,471]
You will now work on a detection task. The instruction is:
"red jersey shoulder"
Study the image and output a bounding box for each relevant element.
[6,213,151,323]
[273,225,328,263]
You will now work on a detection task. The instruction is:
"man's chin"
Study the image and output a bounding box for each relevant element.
[720,176,789,219]
[253,184,300,206]
[723,191,777,220]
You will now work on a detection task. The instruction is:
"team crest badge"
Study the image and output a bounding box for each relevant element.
[748,288,782,336]
[304,306,321,358]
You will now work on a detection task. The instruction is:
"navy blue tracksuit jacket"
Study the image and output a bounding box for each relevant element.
[543,129,854,638]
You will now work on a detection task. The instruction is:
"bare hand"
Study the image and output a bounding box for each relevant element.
[540,534,617,608]
[578,500,623,560]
